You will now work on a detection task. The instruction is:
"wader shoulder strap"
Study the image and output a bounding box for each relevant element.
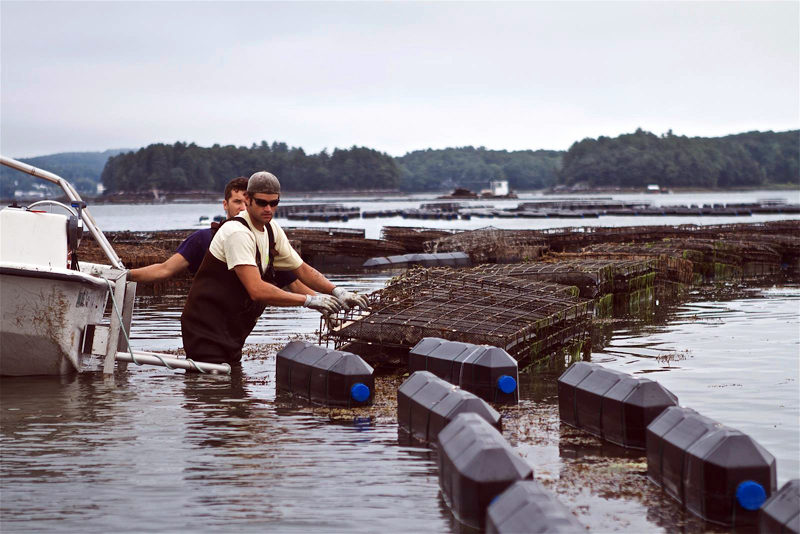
[264,222,276,283]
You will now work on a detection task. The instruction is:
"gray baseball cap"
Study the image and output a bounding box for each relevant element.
[248,171,281,195]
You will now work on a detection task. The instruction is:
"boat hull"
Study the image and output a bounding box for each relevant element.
[0,265,108,376]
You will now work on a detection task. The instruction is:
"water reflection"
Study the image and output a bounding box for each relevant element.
[594,287,800,485]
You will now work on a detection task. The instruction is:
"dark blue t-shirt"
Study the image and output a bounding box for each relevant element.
[176,228,214,275]
[176,227,298,287]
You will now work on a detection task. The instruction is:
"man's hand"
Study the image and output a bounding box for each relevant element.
[303,294,342,315]
[332,287,369,311]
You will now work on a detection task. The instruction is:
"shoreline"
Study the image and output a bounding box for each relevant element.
[4,186,798,205]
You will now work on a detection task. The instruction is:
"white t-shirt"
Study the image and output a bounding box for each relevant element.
[208,211,303,273]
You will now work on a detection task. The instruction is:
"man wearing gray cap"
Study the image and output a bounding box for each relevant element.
[181,170,369,366]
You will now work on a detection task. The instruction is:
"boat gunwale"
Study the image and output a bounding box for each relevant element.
[0,262,112,289]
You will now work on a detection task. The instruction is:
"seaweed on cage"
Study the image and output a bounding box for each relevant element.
[320,266,592,363]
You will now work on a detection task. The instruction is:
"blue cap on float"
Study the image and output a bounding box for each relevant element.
[497,375,517,394]
[736,480,767,510]
[350,382,370,403]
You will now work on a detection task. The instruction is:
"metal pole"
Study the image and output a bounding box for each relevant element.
[103,271,128,375]
[115,350,232,374]
[0,155,124,269]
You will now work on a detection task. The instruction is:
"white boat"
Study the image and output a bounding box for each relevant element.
[0,156,229,376]
[0,210,111,374]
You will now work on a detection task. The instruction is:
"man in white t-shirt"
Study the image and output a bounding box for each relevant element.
[180,171,368,366]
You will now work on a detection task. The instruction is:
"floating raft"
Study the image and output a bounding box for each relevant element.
[486,480,585,534]
[323,267,592,370]
[284,227,405,268]
[646,406,777,527]
[553,251,694,288]
[583,238,783,282]
[425,227,549,263]
[284,226,365,239]
[466,260,657,317]
[380,226,458,253]
[536,220,800,254]
[278,203,360,221]
[468,260,654,297]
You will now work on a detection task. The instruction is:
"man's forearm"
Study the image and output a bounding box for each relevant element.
[293,263,336,294]
[129,264,171,283]
[235,264,309,305]
[284,279,316,296]
[128,253,189,283]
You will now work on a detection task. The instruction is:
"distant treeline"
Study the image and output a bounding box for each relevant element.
[561,129,799,188]
[99,142,563,194]
[101,142,400,194]
[3,129,797,197]
[397,147,563,192]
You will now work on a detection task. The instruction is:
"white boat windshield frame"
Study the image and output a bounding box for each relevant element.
[0,155,123,269]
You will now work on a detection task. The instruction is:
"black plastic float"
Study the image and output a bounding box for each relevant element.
[646,406,777,527]
[275,341,374,407]
[573,365,627,436]
[683,427,776,526]
[397,371,500,444]
[486,480,584,534]
[400,371,452,442]
[759,479,799,534]
[408,337,519,404]
[557,361,599,426]
[601,374,679,449]
[437,413,533,529]
[650,407,721,503]
[558,362,678,448]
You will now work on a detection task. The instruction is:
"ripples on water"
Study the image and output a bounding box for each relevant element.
[2,273,799,531]
[0,370,448,533]
[594,286,800,486]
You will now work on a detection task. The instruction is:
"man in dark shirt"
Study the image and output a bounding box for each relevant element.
[129,177,309,293]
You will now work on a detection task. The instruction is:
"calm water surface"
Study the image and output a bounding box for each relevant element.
[2,192,799,532]
[2,281,798,532]
[594,286,800,486]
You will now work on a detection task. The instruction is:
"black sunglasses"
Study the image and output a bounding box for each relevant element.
[252,197,280,208]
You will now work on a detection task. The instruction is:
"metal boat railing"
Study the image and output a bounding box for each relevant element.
[0,155,123,269]
[1,155,230,376]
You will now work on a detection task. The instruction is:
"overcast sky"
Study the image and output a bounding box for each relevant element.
[1,1,798,158]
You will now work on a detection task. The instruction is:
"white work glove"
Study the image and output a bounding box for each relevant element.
[303,294,342,315]
[332,287,370,311]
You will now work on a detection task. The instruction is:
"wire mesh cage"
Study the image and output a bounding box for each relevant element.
[425,227,549,263]
[380,226,459,253]
[321,267,592,368]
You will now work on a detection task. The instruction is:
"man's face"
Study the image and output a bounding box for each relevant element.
[246,192,280,226]
[223,189,247,219]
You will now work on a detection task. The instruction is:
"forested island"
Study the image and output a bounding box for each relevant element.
[560,129,798,189]
[2,129,797,198]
